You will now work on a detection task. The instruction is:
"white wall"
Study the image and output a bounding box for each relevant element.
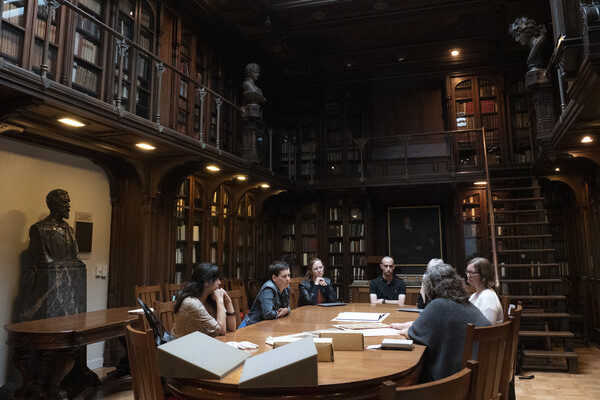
[0,136,112,385]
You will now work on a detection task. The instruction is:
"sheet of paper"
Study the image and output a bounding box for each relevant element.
[332,312,389,322]
[333,322,390,330]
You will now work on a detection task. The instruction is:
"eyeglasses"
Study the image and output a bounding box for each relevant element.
[465,270,479,276]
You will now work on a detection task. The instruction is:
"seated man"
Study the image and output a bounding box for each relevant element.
[369,256,406,305]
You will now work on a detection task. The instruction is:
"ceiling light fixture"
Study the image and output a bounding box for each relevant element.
[555,167,560,172]
[451,49,460,56]
[260,183,270,188]
[206,165,220,172]
[346,63,353,68]
[474,181,487,185]
[236,175,247,181]
[581,136,593,143]
[136,143,155,150]
[58,117,85,127]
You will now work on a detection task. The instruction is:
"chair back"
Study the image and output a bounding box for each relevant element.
[462,320,512,400]
[162,283,182,302]
[380,360,479,400]
[500,295,511,321]
[499,303,522,398]
[125,324,164,400]
[228,278,246,291]
[227,289,246,327]
[155,300,176,333]
[289,284,299,309]
[134,284,163,307]
[227,281,249,312]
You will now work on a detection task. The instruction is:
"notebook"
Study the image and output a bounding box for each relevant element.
[317,302,347,307]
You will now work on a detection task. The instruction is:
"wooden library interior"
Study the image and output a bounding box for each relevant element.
[1,0,600,399]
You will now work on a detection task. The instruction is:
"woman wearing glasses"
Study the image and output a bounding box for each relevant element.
[466,257,503,325]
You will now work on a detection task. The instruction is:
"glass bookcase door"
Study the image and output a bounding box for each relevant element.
[72,0,105,97]
[507,78,532,164]
[0,0,27,65]
[462,193,481,260]
[174,177,203,282]
[301,203,318,268]
[280,204,296,264]
[454,79,477,166]
[349,205,366,282]
[31,0,61,79]
[327,201,344,294]
[478,78,501,165]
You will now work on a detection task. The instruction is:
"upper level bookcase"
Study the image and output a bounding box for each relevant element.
[175,177,204,282]
[507,78,533,164]
[447,75,506,167]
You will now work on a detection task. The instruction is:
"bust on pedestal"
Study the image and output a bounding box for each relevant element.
[241,63,266,163]
[18,189,86,322]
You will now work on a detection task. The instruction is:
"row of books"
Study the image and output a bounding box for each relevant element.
[348,222,364,236]
[481,114,499,129]
[1,26,24,61]
[34,18,58,42]
[76,15,102,41]
[464,238,480,257]
[72,62,99,92]
[328,207,342,221]
[463,223,481,237]
[74,32,100,65]
[349,239,365,252]
[175,246,185,263]
[301,222,317,235]
[513,151,532,163]
[80,0,103,15]
[464,195,479,204]
[456,116,475,130]
[301,237,317,252]
[325,150,342,162]
[350,254,364,265]
[509,97,528,113]
[281,238,296,252]
[462,207,480,218]
[507,80,526,95]
[456,100,474,115]
[328,224,343,237]
[299,164,315,176]
[352,267,366,280]
[328,241,343,252]
[511,113,529,129]
[282,224,295,235]
[479,83,497,97]
[480,99,498,114]
[301,252,316,266]
[328,255,343,266]
[347,148,360,161]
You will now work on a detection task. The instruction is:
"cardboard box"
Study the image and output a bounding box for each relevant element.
[238,336,318,388]
[274,337,334,362]
[157,331,251,379]
[319,330,364,351]
[381,338,414,350]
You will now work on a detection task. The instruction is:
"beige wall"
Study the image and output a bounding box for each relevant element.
[0,137,112,385]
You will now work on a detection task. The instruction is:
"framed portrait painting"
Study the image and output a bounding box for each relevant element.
[388,206,443,266]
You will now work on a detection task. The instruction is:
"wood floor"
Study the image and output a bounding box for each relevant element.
[92,346,600,400]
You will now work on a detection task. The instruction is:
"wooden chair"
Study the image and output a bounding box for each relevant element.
[227,279,250,314]
[227,289,246,327]
[380,360,479,400]
[162,283,183,302]
[288,277,304,309]
[134,284,163,307]
[500,295,511,321]
[155,300,176,333]
[125,324,164,400]
[462,320,513,400]
[500,303,523,400]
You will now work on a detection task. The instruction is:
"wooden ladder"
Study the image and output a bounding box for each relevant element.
[489,176,578,373]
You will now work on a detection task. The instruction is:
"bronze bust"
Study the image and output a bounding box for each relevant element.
[28,189,79,263]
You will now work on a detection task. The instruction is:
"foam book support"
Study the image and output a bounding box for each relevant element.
[157,331,251,379]
[238,336,318,388]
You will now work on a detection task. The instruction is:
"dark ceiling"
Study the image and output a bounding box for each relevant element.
[210,0,552,84]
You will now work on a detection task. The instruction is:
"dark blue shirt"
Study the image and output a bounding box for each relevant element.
[369,275,406,301]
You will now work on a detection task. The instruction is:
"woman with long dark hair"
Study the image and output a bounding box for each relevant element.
[172,263,236,337]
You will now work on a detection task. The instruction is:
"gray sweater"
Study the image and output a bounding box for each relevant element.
[408,297,491,382]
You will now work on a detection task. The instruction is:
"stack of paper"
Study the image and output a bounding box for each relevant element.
[381,338,414,350]
[331,312,389,322]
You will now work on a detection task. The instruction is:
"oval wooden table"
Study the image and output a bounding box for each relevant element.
[167,303,424,399]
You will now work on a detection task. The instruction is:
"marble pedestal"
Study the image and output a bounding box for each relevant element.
[17,261,87,322]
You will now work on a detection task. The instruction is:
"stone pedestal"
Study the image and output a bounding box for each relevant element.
[240,104,263,163]
[17,261,87,322]
[525,68,555,143]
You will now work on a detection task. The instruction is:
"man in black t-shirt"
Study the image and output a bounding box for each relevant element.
[369,256,406,305]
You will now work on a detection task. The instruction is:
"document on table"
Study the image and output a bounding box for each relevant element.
[331,312,389,322]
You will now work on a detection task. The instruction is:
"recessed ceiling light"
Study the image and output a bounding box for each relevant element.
[555,167,560,172]
[451,49,460,57]
[236,175,247,181]
[260,183,270,188]
[474,181,487,185]
[58,117,85,127]
[398,56,405,62]
[206,165,220,172]
[346,63,353,68]
[136,143,155,150]
[581,136,593,143]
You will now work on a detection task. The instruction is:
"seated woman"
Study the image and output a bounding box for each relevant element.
[417,258,444,309]
[390,263,490,382]
[172,263,237,338]
[239,261,291,328]
[466,257,503,325]
[298,258,338,306]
